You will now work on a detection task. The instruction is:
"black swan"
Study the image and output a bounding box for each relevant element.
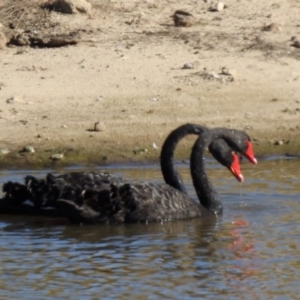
[57,127,257,224]
[1,124,241,212]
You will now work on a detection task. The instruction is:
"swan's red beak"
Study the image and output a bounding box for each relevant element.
[230,152,244,183]
[244,140,257,165]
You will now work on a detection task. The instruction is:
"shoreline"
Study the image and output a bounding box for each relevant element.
[0,133,299,169]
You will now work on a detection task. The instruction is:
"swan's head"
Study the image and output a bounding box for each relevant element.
[209,139,244,182]
[217,129,258,165]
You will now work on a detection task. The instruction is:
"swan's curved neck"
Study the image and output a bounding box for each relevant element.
[160,124,205,194]
[190,133,223,215]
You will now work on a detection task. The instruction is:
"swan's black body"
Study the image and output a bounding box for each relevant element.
[58,128,256,224]
[27,171,124,208]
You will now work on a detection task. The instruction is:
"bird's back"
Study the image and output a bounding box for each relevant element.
[111,181,205,223]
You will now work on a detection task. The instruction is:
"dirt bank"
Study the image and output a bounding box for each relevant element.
[0,0,300,168]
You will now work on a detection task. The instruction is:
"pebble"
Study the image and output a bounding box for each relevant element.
[6,99,14,104]
[221,67,237,80]
[216,2,224,11]
[150,97,159,102]
[152,142,158,150]
[133,148,148,155]
[54,0,92,14]
[6,96,23,104]
[274,140,283,146]
[182,63,194,69]
[221,67,235,76]
[263,23,280,33]
[94,121,106,131]
[291,39,300,48]
[23,146,35,153]
[50,153,64,160]
[207,71,219,79]
[0,148,10,155]
[171,10,195,27]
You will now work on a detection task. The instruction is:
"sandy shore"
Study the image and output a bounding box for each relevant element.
[0,0,300,167]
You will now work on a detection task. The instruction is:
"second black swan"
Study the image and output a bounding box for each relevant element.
[58,127,257,224]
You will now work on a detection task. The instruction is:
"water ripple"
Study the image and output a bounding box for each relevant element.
[0,158,299,299]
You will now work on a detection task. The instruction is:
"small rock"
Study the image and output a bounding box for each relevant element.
[0,148,10,155]
[50,153,64,160]
[221,67,229,75]
[220,67,237,79]
[6,98,15,104]
[133,148,148,155]
[94,121,106,132]
[171,10,195,27]
[62,125,67,128]
[152,142,158,150]
[6,96,23,104]
[125,19,134,26]
[262,23,280,33]
[150,97,159,102]
[202,70,220,80]
[216,2,224,11]
[9,33,31,47]
[23,146,35,153]
[274,140,283,146]
[182,62,194,69]
[55,0,92,14]
[291,39,300,48]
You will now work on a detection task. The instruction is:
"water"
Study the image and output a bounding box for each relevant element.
[0,157,299,299]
